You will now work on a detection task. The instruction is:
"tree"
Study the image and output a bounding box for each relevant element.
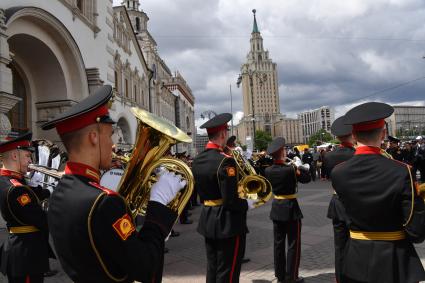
[308,129,333,147]
[255,130,272,151]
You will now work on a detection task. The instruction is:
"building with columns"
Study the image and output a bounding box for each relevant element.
[0,0,195,155]
[273,117,303,146]
[236,9,283,148]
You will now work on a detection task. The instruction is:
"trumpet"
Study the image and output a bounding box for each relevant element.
[28,164,64,180]
[285,156,310,171]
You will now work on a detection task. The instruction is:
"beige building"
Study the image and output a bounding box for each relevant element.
[236,10,283,148]
[273,118,303,146]
[298,106,334,143]
[0,0,195,155]
[387,105,425,138]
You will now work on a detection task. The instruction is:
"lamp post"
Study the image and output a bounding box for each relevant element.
[237,69,267,151]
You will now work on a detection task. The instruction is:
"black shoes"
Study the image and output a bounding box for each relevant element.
[170,230,180,237]
[241,258,250,264]
[44,269,58,277]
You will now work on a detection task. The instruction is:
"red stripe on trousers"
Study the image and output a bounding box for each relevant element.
[25,275,30,283]
[229,235,240,283]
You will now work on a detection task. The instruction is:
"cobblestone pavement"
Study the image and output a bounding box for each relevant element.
[1,180,425,282]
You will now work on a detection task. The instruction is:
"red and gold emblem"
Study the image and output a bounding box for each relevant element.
[112,214,135,241]
[17,193,31,206]
[226,167,236,177]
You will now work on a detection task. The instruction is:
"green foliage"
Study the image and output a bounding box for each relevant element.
[255,130,272,151]
[308,129,333,147]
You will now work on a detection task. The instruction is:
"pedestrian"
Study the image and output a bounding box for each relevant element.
[301,148,315,181]
[386,136,403,161]
[42,85,186,283]
[192,113,257,283]
[323,116,355,283]
[265,137,311,283]
[332,102,425,283]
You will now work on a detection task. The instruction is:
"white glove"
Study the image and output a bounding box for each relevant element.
[293,156,303,168]
[247,199,256,210]
[150,171,187,206]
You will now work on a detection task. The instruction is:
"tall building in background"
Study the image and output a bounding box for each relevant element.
[298,106,334,143]
[236,9,283,148]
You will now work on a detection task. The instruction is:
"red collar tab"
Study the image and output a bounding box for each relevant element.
[64,162,100,183]
[355,146,381,155]
[274,160,285,165]
[340,142,354,149]
[353,119,385,132]
[0,169,24,179]
[206,124,228,135]
[56,104,109,135]
[0,140,31,153]
[206,141,223,151]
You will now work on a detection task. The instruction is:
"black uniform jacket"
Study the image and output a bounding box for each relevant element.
[0,169,51,276]
[387,146,403,161]
[192,142,248,239]
[324,143,355,221]
[332,146,425,283]
[265,160,310,222]
[48,162,177,283]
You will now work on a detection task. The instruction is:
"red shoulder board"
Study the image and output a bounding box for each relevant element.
[10,179,23,187]
[220,152,232,158]
[89,182,118,196]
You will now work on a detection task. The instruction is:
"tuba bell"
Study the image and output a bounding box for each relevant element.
[117,107,194,218]
[230,149,272,208]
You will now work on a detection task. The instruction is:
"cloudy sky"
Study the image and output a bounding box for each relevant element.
[114,0,425,128]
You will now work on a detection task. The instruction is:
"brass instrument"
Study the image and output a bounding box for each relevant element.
[418,183,425,200]
[28,164,64,180]
[230,149,272,208]
[117,107,194,218]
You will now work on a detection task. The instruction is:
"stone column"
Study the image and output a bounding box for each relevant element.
[0,9,21,140]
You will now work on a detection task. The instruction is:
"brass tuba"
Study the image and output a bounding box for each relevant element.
[230,149,272,208]
[117,107,194,218]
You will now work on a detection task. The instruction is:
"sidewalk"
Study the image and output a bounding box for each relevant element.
[1,180,425,282]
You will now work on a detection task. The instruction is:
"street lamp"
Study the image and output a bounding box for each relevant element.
[237,69,267,151]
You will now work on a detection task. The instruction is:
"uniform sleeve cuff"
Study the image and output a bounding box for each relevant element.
[144,201,178,237]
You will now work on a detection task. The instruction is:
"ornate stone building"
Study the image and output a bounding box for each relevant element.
[0,0,195,155]
[236,10,283,149]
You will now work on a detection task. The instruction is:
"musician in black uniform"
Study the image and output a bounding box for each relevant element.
[323,116,355,283]
[386,136,403,161]
[42,85,186,283]
[332,102,425,283]
[192,113,256,283]
[0,132,52,283]
[265,137,310,283]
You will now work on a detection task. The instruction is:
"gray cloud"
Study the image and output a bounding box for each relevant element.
[114,0,425,122]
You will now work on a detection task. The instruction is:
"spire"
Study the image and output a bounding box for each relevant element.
[252,9,259,33]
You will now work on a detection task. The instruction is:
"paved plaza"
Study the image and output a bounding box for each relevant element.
[1,180,425,282]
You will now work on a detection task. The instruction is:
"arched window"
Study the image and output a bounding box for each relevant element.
[8,65,28,131]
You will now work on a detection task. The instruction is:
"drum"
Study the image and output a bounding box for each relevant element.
[100,168,124,191]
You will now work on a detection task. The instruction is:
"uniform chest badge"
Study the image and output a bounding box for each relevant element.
[226,167,236,176]
[17,193,31,206]
[112,214,135,241]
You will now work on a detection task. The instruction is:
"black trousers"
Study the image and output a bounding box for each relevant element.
[8,274,44,283]
[333,219,349,283]
[205,234,246,283]
[273,220,302,281]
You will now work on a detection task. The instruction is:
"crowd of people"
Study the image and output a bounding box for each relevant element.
[0,85,425,283]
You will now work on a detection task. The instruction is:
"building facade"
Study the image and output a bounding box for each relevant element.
[236,10,283,148]
[194,134,209,155]
[387,105,425,138]
[0,0,195,155]
[298,106,334,143]
[273,118,303,146]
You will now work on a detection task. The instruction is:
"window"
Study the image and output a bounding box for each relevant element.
[125,79,129,98]
[134,85,137,101]
[136,17,140,31]
[77,0,83,11]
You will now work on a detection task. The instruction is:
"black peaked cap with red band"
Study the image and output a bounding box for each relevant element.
[388,136,400,143]
[343,102,394,132]
[0,131,34,153]
[331,116,352,137]
[41,85,115,135]
[267,137,286,155]
[200,113,232,135]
